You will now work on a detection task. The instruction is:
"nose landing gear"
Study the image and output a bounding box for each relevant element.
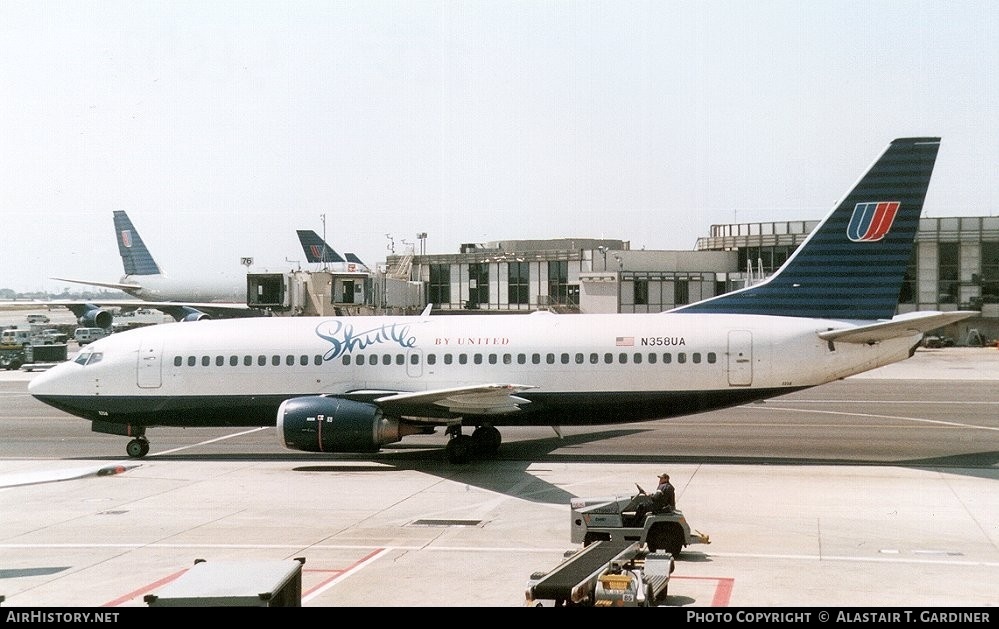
[126,437,150,458]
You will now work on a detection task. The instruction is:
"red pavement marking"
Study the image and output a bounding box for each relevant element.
[102,548,387,607]
[673,575,735,606]
[102,568,188,607]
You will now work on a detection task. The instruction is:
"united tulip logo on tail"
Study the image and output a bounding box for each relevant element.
[847,201,900,242]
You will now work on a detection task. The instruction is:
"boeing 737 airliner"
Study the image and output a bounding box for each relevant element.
[29,138,976,462]
[53,210,252,302]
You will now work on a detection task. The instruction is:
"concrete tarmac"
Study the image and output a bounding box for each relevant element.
[0,348,997,608]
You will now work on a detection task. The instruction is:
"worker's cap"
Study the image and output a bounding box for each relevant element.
[658,473,670,479]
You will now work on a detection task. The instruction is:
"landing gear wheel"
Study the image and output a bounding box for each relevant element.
[445,434,474,463]
[471,425,501,455]
[126,437,149,458]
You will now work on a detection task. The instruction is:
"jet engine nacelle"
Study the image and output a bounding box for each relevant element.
[278,396,410,453]
[177,306,211,322]
[78,308,113,329]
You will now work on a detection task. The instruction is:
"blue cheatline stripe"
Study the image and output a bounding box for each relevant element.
[675,137,940,320]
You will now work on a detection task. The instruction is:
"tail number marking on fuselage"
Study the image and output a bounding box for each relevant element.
[641,337,686,346]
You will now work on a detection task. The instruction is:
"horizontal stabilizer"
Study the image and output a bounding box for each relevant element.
[51,277,143,292]
[817,311,978,344]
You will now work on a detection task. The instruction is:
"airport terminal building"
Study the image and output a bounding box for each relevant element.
[379,216,999,343]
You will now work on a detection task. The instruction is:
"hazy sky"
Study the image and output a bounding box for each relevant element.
[2,1,997,293]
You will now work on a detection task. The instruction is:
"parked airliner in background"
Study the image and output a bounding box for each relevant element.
[54,210,248,302]
[44,210,266,325]
[30,138,976,462]
[297,229,371,272]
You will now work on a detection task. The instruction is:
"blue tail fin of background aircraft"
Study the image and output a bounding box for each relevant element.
[113,210,162,276]
[297,229,346,264]
[674,137,940,320]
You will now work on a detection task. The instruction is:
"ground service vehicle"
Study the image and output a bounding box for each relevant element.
[74,327,108,345]
[1,329,32,346]
[525,541,674,607]
[0,343,26,370]
[570,487,710,556]
[37,329,69,344]
[0,342,67,371]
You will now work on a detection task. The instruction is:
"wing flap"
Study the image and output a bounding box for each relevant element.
[375,383,537,416]
[817,311,978,344]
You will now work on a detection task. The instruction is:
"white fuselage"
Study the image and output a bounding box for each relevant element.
[29,311,921,428]
[119,272,247,303]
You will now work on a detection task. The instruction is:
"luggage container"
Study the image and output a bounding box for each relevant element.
[144,558,305,607]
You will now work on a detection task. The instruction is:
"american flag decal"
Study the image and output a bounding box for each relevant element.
[616,337,634,346]
[121,230,132,248]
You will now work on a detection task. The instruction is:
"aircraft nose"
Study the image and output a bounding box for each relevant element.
[27,360,76,397]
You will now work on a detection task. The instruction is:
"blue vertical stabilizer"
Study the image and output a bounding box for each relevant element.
[674,137,940,320]
[113,211,162,276]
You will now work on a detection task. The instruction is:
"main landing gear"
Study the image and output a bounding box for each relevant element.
[126,437,150,458]
[444,424,502,464]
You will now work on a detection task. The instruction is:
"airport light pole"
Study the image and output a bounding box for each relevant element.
[416,233,427,287]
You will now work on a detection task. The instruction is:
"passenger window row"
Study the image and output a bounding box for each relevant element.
[172,352,718,368]
[174,354,324,368]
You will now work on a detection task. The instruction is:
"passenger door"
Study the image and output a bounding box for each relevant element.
[136,337,163,388]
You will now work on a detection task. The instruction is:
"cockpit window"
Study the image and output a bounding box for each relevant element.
[74,351,103,366]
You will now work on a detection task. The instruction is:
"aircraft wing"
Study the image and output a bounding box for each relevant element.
[0,300,264,322]
[817,311,978,344]
[0,299,140,313]
[152,303,265,320]
[358,384,537,422]
[87,300,264,321]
